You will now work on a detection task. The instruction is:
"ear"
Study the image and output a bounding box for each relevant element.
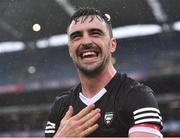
[110,38,117,53]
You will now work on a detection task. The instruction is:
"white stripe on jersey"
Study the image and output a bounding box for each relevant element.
[134,112,162,120]
[45,121,56,133]
[133,107,160,115]
[79,88,107,106]
[45,130,55,133]
[135,118,161,124]
[132,107,162,126]
[45,125,55,130]
[47,121,55,128]
[129,126,163,138]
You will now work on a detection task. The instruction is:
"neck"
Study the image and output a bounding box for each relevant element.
[79,64,117,98]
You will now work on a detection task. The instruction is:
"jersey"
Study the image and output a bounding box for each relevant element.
[45,73,163,137]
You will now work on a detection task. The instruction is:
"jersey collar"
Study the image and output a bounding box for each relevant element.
[79,88,107,106]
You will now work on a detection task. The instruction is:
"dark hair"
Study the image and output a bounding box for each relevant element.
[67,7,113,38]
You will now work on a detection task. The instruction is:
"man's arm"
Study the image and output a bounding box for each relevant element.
[128,123,163,138]
[129,131,161,138]
[125,85,163,138]
[53,104,101,138]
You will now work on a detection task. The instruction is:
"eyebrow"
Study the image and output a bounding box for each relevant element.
[69,28,104,39]
[89,28,104,34]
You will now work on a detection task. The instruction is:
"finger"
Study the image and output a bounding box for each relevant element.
[80,108,101,124]
[81,112,101,130]
[74,104,95,120]
[80,124,99,136]
[62,106,73,121]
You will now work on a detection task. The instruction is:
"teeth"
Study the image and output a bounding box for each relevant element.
[82,52,96,58]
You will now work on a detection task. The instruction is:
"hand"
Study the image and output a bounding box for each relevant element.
[53,104,101,138]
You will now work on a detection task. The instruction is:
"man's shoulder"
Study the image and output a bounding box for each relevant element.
[55,90,72,101]
[116,73,139,89]
[54,84,80,103]
[118,73,153,94]
[120,74,156,103]
[122,74,140,86]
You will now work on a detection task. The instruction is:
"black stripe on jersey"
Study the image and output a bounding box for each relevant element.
[133,107,162,125]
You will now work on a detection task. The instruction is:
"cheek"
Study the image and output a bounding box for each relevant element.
[69,49,74,58]
[68,46,74,58]
[103,42,111,52]
[69,46,78,59]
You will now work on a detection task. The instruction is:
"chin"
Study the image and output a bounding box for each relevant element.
[78,64,105,76]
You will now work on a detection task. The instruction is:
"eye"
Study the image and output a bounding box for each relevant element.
[90,29,103,37]
[70,32,82,41]
[72,34,81,40]
[92,31,101,36]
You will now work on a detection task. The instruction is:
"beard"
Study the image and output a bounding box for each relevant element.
[70,42,112,77]
[73,53,110,77]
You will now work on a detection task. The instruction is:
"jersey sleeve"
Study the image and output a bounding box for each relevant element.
[125,84,163,129]
[45,91,71,138]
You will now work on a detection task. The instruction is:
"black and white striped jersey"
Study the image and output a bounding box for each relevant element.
[45,73,163,137]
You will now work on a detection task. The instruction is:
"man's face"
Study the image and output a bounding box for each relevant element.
[67,15,116,75]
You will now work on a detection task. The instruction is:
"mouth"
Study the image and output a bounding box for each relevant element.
[76,45,101,63]
[80,50,99,59]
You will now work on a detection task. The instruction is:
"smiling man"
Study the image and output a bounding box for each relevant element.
[45,7,163,137]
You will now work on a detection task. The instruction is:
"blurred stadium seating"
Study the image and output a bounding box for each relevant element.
[0,34,180,137]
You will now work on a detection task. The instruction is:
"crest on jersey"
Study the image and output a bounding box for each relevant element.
[104,112,113,125]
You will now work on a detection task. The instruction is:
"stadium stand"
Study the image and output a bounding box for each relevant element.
[0,35,180,136]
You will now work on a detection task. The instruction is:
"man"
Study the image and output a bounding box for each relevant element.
[45,7,163,137]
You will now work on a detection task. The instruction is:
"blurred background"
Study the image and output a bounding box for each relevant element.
[0,0,180,137]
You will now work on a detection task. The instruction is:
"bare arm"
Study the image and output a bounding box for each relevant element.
[53,104,101,138]
[129,131,161,138]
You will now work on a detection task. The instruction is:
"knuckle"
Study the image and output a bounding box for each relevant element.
[68,119,75,126]
[78,119,84,125]
[69,120,79,128]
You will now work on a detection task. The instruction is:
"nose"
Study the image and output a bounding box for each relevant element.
[81,33,92,45]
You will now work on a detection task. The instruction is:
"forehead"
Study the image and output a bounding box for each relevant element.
[68,15,108,33]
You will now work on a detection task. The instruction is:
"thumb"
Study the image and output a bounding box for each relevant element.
[63,106,73,121]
